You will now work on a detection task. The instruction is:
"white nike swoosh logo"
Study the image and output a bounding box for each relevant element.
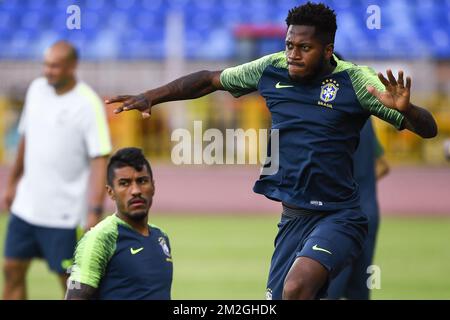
[312,244,332,255]
[275,82,294,89]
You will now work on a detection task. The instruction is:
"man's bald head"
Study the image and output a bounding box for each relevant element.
[43,41,78,90]
[46,40,78,64]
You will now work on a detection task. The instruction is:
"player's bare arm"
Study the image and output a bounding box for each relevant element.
[366,69,438,138]
[86,156,109,230]
[399,103,438,139]
[3,136,25,210]
[105,70,224,118]
[65,282,96,300]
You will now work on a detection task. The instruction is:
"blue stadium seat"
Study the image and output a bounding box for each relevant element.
[0,0,447,60]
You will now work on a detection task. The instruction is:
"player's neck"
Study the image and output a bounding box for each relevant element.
[295,61,336,84]
[117,213,150,236]
[128,219,150,237]
[316,60,336,79]
[54,77,77,95]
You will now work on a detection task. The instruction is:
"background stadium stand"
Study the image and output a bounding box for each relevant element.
[0,0,449,60]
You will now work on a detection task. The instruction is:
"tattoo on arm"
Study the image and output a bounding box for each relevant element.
[65,282,97,300]
[402,104,438,139]
[149,70,223,106]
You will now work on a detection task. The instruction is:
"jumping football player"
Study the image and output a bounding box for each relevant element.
[106,3,437,299]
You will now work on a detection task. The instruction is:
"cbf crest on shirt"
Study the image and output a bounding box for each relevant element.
[319,79,340,108]
[220,52,404,211]
[158,236,172,260]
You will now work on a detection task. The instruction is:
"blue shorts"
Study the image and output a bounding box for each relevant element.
[327,204,380,299]
[4,214,79,274]
[266,205,368,300]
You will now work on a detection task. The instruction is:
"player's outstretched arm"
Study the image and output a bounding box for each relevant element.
[105,70,224,118]
[65,282,97,300]
[399,103,437,139]
[367,69,438,139]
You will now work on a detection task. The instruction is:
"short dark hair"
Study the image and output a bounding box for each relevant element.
[285,2,337,44]
[107,148,153,186]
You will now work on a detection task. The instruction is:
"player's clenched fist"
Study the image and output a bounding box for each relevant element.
[105,93,152,118]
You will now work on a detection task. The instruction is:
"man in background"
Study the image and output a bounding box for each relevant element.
[327,118,389,299]
[2,41,112,299]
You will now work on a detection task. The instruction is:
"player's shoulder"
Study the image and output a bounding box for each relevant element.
[246,51,287,71]
[334,56,377,80]
[149,223,170,239]
[75,81,103,109]
[30,77,48,86]
[76,81,98,95]
[333,57,382,93]
[261,51,288,69]
[220,51,288,94]
[226,51,287,72]
[81,215,120,244]
[27,77,48,93]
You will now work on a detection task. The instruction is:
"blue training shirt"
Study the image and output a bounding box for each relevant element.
[220,53,403,211]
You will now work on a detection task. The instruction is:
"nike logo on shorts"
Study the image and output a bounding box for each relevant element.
[312,244,332,255]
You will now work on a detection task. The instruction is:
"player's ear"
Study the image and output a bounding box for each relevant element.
[106,184,116,200]
[324,43,334,60]
[150,179,155,196]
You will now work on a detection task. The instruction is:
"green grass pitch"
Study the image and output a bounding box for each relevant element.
[0,213,449,299]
